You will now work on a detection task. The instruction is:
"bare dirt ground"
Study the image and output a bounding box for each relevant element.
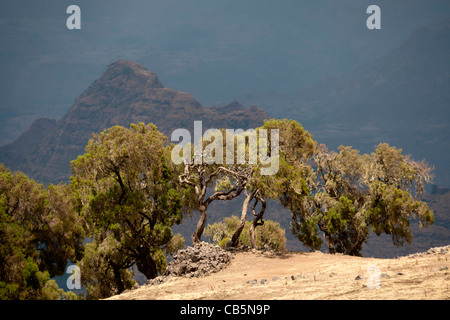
[107,247,449,300]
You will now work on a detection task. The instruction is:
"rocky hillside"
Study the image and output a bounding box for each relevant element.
[0,60,268,185]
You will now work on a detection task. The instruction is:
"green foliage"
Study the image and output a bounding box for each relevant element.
[261,119,315,162]
[205,216,287,251]
[256,220,287,251]
[220,119,315,250]
[218,238,231,249]
[0,116,437,300]
[163,233,186,257]
[41,279,80,300]
[71,122,193,297]
[256,119,315,199]
[79,237,135,300]
[204,220,228,244]
[287,143,434,256]
[290,209,323,251]
[0,164,84,300]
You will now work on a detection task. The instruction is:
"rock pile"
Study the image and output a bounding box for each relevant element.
[166,242,233,277]
[146,242,233,285]
[406,245,450,259]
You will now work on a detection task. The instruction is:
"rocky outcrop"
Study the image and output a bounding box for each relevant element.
[405,245,450,259]
[146,242,232,285]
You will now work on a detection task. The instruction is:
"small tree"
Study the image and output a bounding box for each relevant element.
[179,162,252,244]
[230,188,266,248]
[230,119,315,248]
[287,143,434,256]
[78,235,135,300]
[205,215,287,251]
[177,129,254,244]
[71,123,193,294]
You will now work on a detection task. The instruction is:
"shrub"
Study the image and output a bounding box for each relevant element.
[205,216,286,251]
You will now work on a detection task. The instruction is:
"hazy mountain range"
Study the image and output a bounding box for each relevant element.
[1,1,449,146]
[0,60,268,184]
[239,17,450,188]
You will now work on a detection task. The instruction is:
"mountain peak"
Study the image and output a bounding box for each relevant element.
[97,59,164,89]
[209,100,244,114]
[0,61,268,184]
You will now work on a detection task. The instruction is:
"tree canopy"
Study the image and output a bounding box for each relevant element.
[286,143,434,255]
[229,119,315,248]
[0,164,83,299]
[0,118,436,299]
[71,123,193,298]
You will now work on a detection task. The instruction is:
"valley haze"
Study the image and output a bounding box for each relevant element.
[0,1,449,300]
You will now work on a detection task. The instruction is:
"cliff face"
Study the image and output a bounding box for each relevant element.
[0,60,269,184]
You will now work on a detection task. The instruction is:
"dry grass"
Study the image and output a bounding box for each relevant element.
[107,249,449,300]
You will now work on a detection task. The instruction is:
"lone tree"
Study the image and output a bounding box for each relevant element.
[178,151,252,244]
[286,143,434,256]
[71,123,192,296]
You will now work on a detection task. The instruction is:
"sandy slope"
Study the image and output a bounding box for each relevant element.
[107,248,449,300]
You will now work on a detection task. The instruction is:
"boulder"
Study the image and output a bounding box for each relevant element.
[145,242,233,286]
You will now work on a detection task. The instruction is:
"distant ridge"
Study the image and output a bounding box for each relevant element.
[238,17,450,187]
[0,60,269,185]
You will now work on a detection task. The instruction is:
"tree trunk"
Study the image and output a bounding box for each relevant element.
[249,194,266,249]
[250,217,264,249]
[249,220,257,249]
[231,192,253,247]
[348,233,365,256]
[136,248,158,280]
[112,265,125,294]
[323,232,336,254]
[192,204,207,244]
